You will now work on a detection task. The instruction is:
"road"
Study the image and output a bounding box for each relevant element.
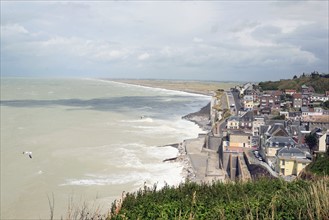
[226,91,235,114]
[231,91,242,114]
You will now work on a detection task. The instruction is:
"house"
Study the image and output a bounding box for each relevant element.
[301,84,315,95]
[302,95,310,107]
[260,94,274,109]
[238,83,253,96]
[301,115,329,131]
[264,136,296,157]
[239,111,254,131]
[260,107,271,115]
[292,93,302,109]
[288,111,302,121]
[227,116,240,130]
[264,123,290,138]
[243,95,254,110]
[301,107,323,117]
[244,89,260,103]
[226,130,252,152]
[288,124,303,144]
[271,90,282,110]
[285,89,296,96]
[252,116,265,136]
[315,130,329,152]
[275,147,311,176]
[310,93,329,102]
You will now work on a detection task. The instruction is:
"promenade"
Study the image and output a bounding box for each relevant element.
[183,137,225,183]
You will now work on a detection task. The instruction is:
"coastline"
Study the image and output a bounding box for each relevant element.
[104,79,219,183]
[106,79,236,96]
[103,78,216,183]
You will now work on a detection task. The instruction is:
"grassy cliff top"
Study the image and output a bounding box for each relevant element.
[258,72,329,93]
[110,177,329,219]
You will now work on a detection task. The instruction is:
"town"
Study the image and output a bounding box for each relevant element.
[183,73,329,182]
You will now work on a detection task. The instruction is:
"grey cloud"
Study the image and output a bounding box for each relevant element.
[1,1,328,81]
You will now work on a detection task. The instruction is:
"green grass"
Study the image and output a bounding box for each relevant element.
[110,178,329,219]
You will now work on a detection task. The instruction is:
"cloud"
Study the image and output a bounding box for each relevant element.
[1,1,328,80]
[193,37,204,43]
[137,52,150,61]
[1,23,29,35]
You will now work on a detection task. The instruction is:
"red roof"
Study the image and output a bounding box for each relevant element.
[292,93,302,98]
[272,90,282,96]
[285,89,296,93]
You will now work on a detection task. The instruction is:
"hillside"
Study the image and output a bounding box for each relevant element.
[110,178,329,219]
[300,152,329,180]
[258,72,329,93]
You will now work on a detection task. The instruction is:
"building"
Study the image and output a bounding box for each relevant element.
[252,116,265,136]
[301,84,315,95]
[275,147,311,176]
[302,95,310,107]
[288,111,302,121]
[227,116,240,130]
[310,93,329,102]
[285,89,296,96]
[316,130,329,153]
[264,136,296,157]
[260,94,272,109]
[301,115,329,131]
[226,130,252,152]
[239,111,254,131]
[243,95,254,110]
[292,93,302,109]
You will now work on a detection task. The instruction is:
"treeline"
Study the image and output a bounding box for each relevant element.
[110,177,329,219]
[258,71,329,93]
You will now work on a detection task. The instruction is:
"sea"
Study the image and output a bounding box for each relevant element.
[0,78,211,219]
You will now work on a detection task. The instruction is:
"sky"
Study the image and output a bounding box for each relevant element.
[1,1,328,82]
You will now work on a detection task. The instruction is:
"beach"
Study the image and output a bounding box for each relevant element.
[108,79,227,184]
[108,79,237,96]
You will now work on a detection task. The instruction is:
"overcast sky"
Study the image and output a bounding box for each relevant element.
[1,1,328,81]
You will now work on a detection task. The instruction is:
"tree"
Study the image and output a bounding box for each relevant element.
[322,100,329,110]
[305,133,317,153]
[293,75,298,79]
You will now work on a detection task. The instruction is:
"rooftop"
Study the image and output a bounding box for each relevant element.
[302,115,329,123]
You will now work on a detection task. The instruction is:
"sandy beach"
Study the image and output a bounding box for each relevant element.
[108,79,237,96]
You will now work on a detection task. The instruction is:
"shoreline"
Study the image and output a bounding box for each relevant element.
[105,78,235,96]
[104,78,215,183]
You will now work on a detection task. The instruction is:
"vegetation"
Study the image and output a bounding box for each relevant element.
[258,71,329,93]
[306,153,329,176]
[110,178,329,219]
[305,133,318,153]
[322,100,329,110]
[272,114,285,120]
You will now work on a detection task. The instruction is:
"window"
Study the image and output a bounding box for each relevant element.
[282,160,285,165]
